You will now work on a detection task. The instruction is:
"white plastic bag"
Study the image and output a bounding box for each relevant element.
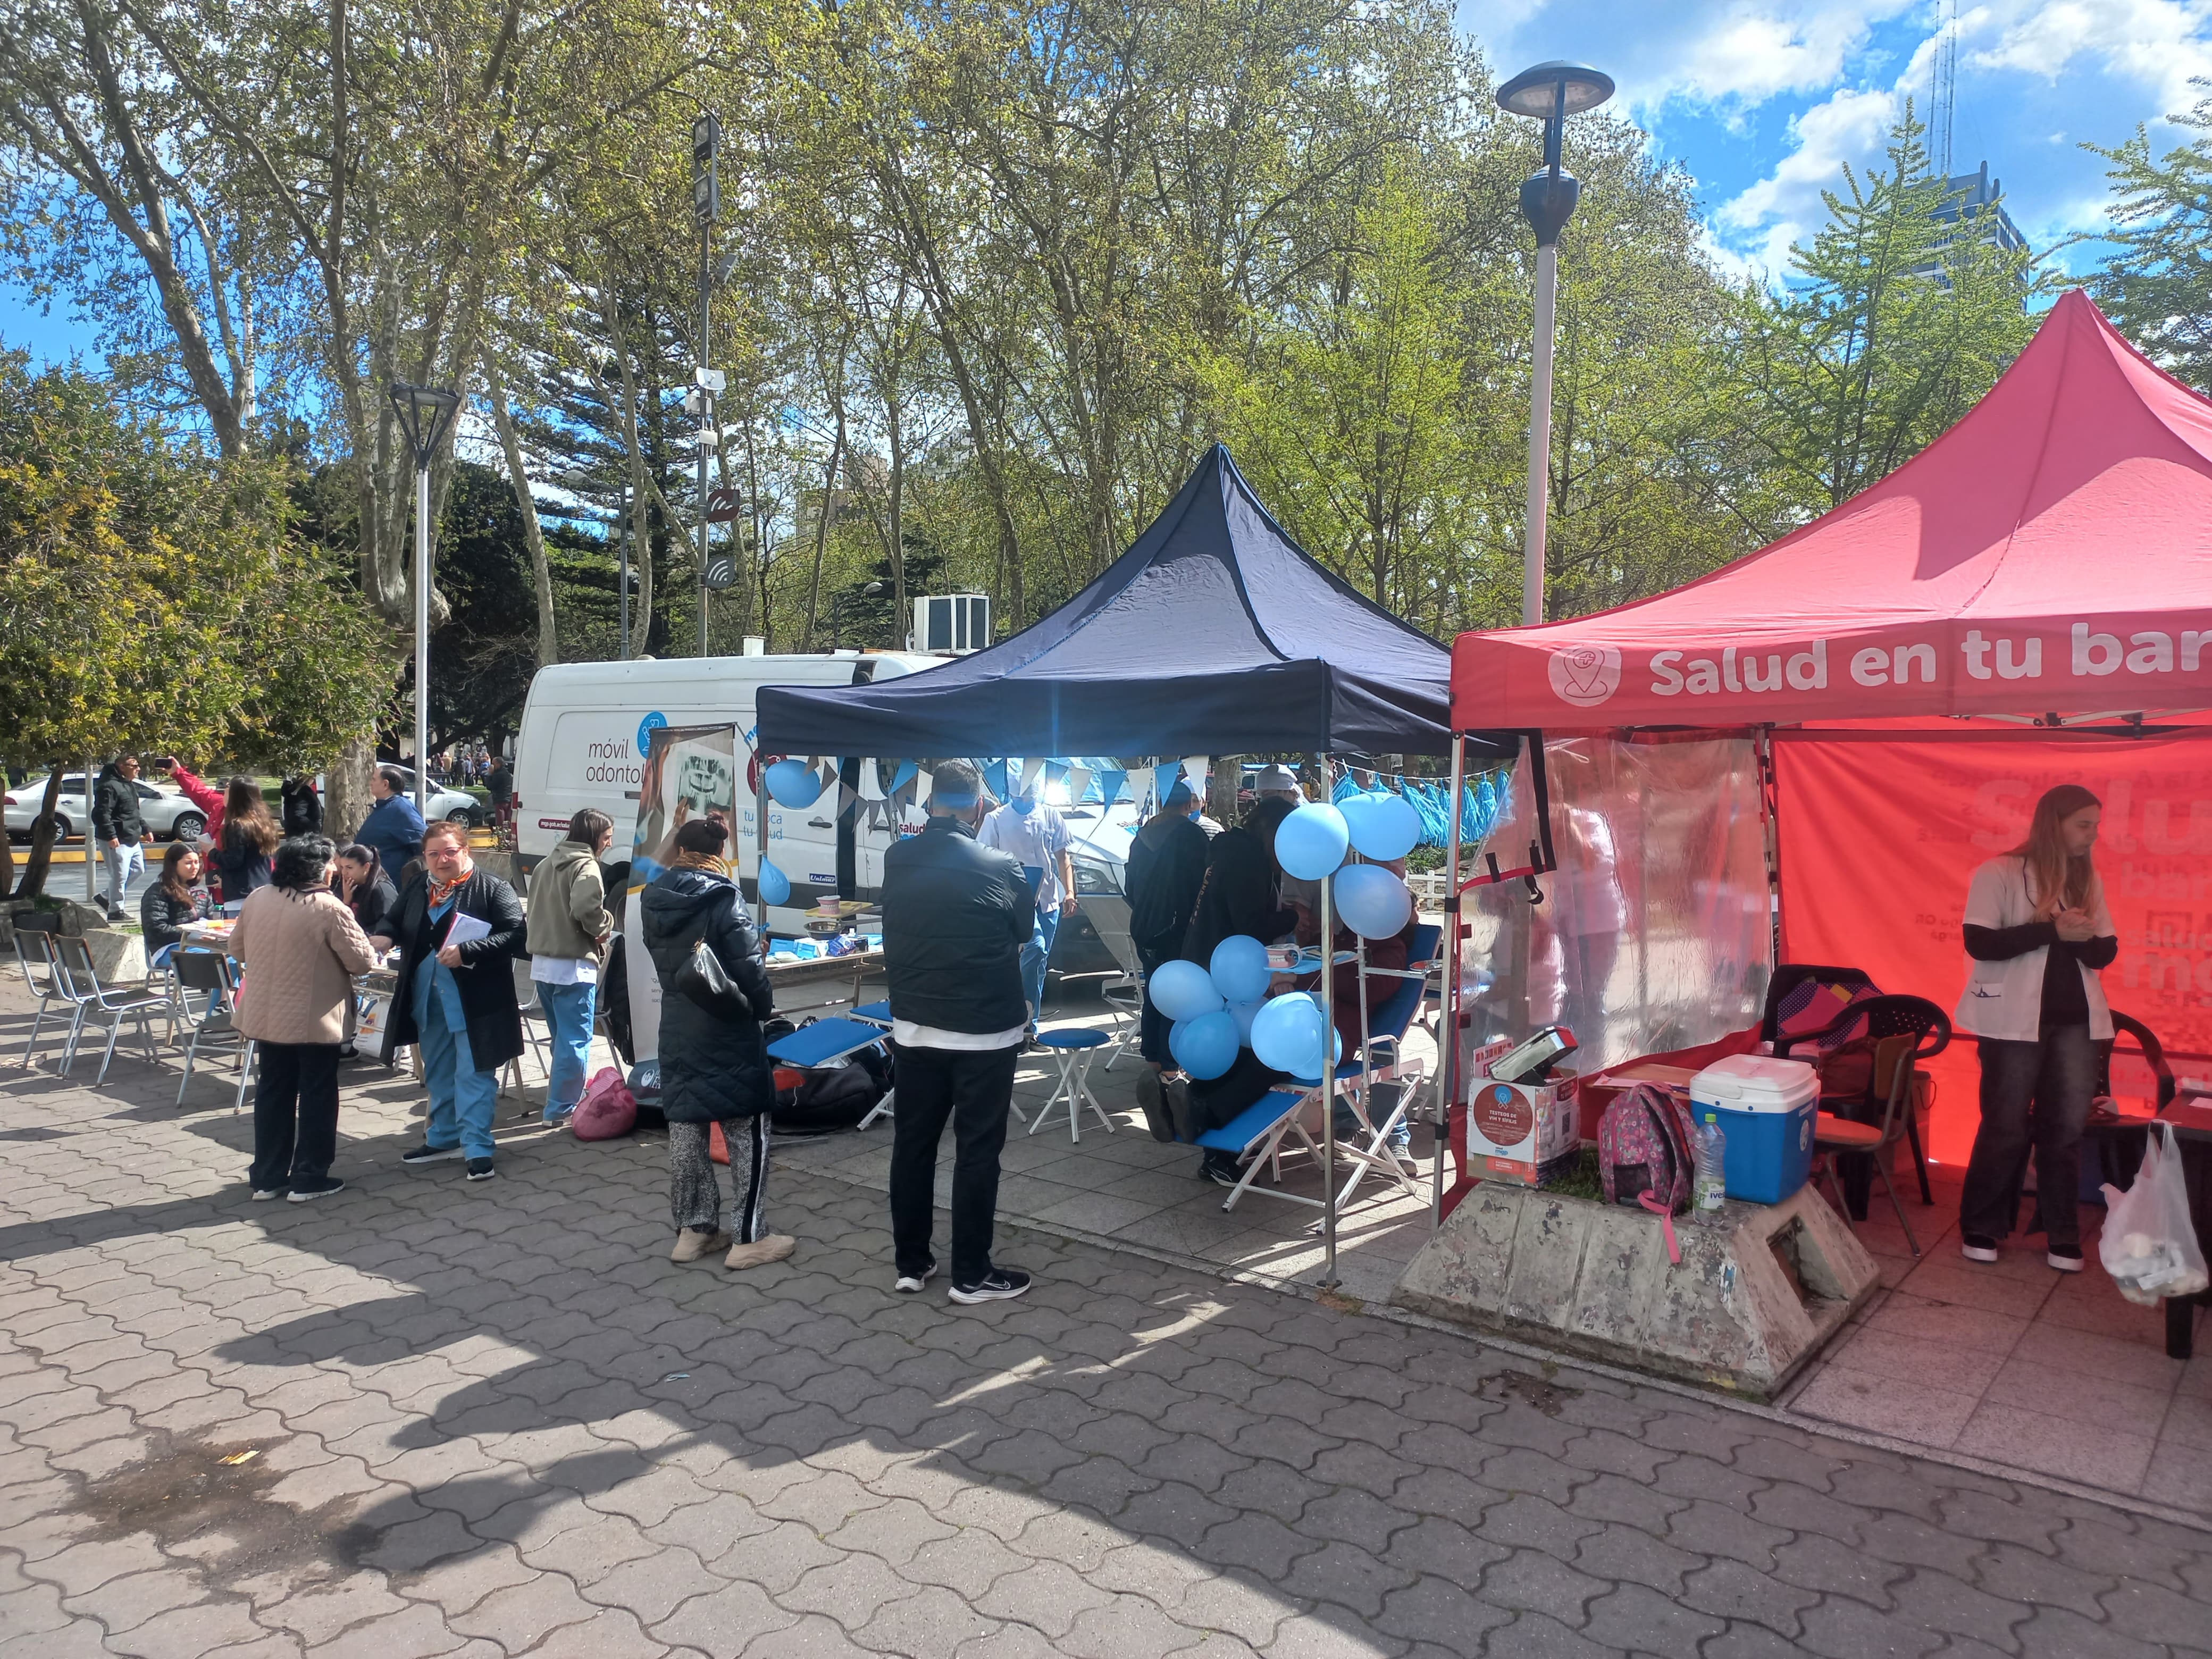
[2099,1122,2210,1306]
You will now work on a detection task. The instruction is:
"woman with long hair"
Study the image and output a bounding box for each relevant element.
[140,842,214,967]
[227,836,375,1200]
[1954,783,2118,1272]
[331,844,397,938]
[210,777,280,907]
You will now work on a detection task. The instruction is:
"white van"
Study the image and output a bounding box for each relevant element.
[512,651,943,928]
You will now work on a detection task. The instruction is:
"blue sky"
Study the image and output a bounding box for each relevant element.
[8,0,2208,368]
[1474,0,2212,280]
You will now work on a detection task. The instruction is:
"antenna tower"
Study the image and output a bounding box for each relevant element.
[1933,0,1957,177]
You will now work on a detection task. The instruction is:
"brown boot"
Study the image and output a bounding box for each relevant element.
[724,1234,797,1271]
[669,1227,731,1263]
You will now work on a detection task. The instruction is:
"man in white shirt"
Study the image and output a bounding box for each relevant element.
[978,784,1078,1036]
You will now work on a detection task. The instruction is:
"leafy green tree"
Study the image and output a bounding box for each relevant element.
[0,352,387,895]
[2091,95,2212,393]
[1726,109,2043,522]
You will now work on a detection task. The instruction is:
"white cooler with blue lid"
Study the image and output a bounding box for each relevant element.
[1690,1054,1821,1204]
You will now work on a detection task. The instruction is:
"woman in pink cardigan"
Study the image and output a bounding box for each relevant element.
[227,835,375,1201]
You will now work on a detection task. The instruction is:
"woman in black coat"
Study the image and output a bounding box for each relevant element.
[370,822,525,1178]
[332,844,398,939]
[639,815,783,1271]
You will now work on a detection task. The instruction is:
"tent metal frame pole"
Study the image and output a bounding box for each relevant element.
[756,756,772,936]
[1317,750,1339,1290]
[1434,734,1465,1230]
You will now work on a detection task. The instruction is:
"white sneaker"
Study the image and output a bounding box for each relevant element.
[894,1259,937,1294]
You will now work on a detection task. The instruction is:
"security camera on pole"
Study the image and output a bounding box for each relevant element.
[388,382,460,818]
[1495,61,1613,626]
[689,111,732,656]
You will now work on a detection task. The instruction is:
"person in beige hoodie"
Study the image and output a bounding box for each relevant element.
[524,808,617,1124]
[228,835,375,1202]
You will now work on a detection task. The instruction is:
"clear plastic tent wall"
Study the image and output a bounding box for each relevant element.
[1461,736,1774,1074]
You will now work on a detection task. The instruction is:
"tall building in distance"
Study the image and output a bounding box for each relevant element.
[1916,162,2028,283]
[1931,162,2027,257]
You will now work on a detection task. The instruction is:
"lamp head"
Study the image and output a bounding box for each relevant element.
[388,382,460,471]
[1496,61,1614,120]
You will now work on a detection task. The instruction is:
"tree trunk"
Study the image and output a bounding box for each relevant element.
[802,396,846,652]
[488,366,559,669]
[15,769,66,900]
[605,285,656,660]
[326,737,376,844]
[1208,756,1242,828]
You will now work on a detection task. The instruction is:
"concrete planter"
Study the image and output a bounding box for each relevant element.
[1392,1181,1880,1401]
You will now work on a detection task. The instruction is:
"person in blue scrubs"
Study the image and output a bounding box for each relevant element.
[371,821,526,1180]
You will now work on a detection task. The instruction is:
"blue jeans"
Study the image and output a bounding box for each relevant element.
[1020,907,1060,1023]
[414,975,499,1160]
[535,979,597,1122]
[101,838,144,909]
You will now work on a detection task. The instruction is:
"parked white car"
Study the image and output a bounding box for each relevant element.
[379,767,483,827]
[3,775,208,843]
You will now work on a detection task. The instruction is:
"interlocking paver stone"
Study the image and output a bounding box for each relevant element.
[6,975,2212,1658]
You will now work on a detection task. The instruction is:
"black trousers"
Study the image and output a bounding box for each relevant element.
[1960,1025,2098,1252]
[890,1042,1018,1285]
[250,1042,341,1190]
[1137,946,1174,1066]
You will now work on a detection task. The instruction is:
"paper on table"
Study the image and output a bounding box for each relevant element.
[443,912,492,946]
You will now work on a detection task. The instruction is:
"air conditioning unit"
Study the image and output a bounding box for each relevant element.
[909,593,991,655]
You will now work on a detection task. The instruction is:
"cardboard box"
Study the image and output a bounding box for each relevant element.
[1466,1069,1580,1186]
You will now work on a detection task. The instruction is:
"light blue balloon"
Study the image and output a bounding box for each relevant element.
[758,859,791,905]
[1252,991,1331,1077]
[1208,934,1271,1004]
[765,759,823,808]
[1171,1009,1239,1080]
[1335,862,1412,940]
[1274,802,1348,881]
[1148,958,1224,1021]
[1229,999,1263,1046]
[1347,791,1422,862]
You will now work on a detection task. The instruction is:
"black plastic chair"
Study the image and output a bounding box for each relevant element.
[1777,992,1950,1212]
[1759,963,1879,1051]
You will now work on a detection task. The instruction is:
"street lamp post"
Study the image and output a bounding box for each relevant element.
[1496,60,1614,626]
[691,112,724,659]
[388,383,461,820]
[831,581,883,650]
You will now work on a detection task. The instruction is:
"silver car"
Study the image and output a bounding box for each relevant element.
[3,775,210,843]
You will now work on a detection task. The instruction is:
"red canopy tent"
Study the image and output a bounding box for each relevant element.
[1442,292,2212,1166]
[1452,290,2212,729]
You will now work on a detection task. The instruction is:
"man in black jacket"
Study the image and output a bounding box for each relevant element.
[91,754,149,921]
[1126,780,1209,1138]
[881,759,1035,1304]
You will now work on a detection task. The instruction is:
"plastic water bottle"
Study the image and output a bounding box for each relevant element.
[1694,1112,1728,1212]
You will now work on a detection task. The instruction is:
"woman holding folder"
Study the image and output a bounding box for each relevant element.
[371,820,526,1182]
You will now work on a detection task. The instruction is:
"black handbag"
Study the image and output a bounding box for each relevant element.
[674,934,751,1021]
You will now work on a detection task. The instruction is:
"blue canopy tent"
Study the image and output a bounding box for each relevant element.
[756,445,1515,761]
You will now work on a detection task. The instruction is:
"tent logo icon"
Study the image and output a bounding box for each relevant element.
[1548,646,1622,707]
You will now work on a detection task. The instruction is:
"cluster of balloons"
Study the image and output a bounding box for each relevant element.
[1149,934,1343,1083]
[1273,795,1417,940]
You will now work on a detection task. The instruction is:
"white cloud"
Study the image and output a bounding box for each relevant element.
[1716,85,1903,268]
[1974,0,2212,110]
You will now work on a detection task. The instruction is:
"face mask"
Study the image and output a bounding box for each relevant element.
[1011,798,1034,816]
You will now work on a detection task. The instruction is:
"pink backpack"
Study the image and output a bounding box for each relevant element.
[1598,1083,1698,1214]
[572,1068,637,1141]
